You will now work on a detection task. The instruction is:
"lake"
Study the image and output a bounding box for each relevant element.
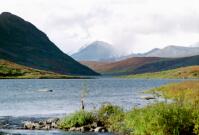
[0,78,182,134]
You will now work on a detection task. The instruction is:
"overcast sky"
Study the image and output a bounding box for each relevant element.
[1,0,199,54]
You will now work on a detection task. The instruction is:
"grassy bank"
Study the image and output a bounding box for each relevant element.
[58,81,199,135]
[0,60,84,79]
[122,66,199,79]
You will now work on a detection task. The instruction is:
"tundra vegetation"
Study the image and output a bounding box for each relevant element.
[123,66,199,79]
[0,60,83,79]
[58,80,199,135]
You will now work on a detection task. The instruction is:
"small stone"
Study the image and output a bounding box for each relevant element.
[46,118,59,124]
[34,123,41,130]
[24,121,35,129]
[80,126,90,132]
[43,124,51,130]
[90,128,95,132]
[69,127,76,131]
[140,95,155,100]
[94,127,106,132]
[51,122,57,128]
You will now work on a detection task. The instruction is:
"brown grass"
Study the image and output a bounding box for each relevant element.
[81,57,161,74]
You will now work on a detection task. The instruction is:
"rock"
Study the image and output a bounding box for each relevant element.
[69,127,77,131]
[51,122,57,128]
[24,121,35,129]
[69,127,81,131]
[94,127,106,132]
[91,121,103,128]
[90,128,95,132]
[37,89,53,92]
[140,95,156,100]
[46,118,59,124]
[34,123,41,130]
[38,121,44,125]
[80,126,90,132]
[22,118,60,130]
[42,124,51,130]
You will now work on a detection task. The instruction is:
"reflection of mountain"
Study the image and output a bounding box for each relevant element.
[0,12,98,76]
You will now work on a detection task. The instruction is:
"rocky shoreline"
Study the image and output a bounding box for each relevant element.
[23,118,107,133]
[0,117,107,133]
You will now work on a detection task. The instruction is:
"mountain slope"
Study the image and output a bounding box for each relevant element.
[131,55,199,74]
[72,41,120,61]
[123,66,199,79]
[81,57,161,75]
[144,45,199,58]
[81,55,199,75]
[0,12,98,76]
[0,60,83,79]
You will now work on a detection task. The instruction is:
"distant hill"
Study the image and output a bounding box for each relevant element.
[0,60,83,79]
[81,57,161,75]
[72,41,121,61]
[123,66,199,79]
[73,42,199,62]
[143,45,199,58]
[0,12,98,76]
[131,55,199,74]
[81,55,199,75]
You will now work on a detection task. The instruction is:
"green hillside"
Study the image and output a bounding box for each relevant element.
[0,60,83,79]
[123,66,199,79]
[130,55,199,75]
[0,12,99,76]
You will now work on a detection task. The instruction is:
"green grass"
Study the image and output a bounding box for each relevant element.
[58,81,199,135]
[147,80,199,104]
[122,66,199,79]
[58,111,95,129]
[0,60,83,79]
[124,103,199,135]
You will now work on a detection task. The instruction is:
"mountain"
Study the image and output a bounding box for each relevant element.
[72,41,121,61]
[0,12,98,76]
[81,57,161,75]
[123,66,199,79]
[131,55,199,74]
[81,55,199,75]
[143,45,199,58]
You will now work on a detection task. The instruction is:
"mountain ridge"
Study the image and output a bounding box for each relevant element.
[81,55,199,75]
[72,41,199,61]
[0,12,99,76]
[72,41,123,61]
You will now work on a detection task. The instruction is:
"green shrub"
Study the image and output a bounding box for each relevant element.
[124,103,197,135]
[193,109,199,135]
[58,111,95,129]
[97,104,125,132]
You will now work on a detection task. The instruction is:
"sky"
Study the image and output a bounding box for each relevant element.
[1,0,199,55]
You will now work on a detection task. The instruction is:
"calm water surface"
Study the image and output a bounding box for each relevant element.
[0,78,182,134]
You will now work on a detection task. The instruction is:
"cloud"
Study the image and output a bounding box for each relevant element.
[1,0,199,54]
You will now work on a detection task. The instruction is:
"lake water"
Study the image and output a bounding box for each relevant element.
[0,78,182,134]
